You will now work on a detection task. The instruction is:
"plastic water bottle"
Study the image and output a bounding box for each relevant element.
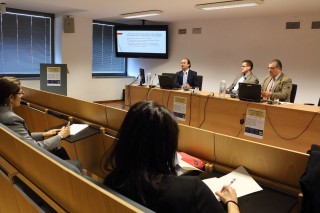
[146,73,152,85]
[219,80,226,98]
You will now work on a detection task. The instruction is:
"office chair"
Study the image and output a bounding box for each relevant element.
[197,75,203,91]
[318,97,320,106]
[162,73,176,81]
[290,84,297,103]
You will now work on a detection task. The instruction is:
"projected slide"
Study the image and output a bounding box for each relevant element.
[117,30,166,54]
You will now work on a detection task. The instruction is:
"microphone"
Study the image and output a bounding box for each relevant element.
[129,75,139,86]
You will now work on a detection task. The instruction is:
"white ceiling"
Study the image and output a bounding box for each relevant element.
[3,0,320,23]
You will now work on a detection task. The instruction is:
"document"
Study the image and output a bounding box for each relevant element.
[202,166,263,200]
[70,124,89,135]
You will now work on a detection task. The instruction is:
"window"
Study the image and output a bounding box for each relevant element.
[0,8,54,77]
[92,21,126,77]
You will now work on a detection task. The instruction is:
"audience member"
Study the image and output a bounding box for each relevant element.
[0,76,71,159]
[103,101,239,213]
[261,59,292,102]
[227,60,259,93]
[174,58,199,89]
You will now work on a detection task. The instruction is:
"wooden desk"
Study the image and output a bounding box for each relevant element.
[203,170,298,213]
[125,85,320,153]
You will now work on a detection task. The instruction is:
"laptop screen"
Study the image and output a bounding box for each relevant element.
[158,75,175,89]
[238,83,262,102]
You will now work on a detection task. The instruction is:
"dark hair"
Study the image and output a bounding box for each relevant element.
[242,59,253,70]
[183,58,191,68]
[271,59,282,70]
[103,101,179,205]
[0,76,21,105]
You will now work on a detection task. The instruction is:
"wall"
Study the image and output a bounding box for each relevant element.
[131,14,320,104]
[22,16,135,102]
[23,14,320,104]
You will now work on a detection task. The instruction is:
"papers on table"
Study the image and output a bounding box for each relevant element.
[175,152,203,176]
[70,124,89,135]
[202,166,263,200]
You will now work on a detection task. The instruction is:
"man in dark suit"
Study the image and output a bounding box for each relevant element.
[174,58,199,89]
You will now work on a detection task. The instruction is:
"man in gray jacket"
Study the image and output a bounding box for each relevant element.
[227,60,259,93]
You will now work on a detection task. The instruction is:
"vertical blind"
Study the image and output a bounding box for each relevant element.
[92,22,126,76]
[0,10,53,76]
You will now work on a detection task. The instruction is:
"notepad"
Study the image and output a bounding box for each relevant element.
[70,124,89,135]
[202,166,263,200]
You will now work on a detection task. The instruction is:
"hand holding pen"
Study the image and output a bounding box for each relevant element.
[215,178,238,206]
[221,178,236,193]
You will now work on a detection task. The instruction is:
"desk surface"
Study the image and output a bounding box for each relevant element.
[47,122,100,143]
[203,170,297,213]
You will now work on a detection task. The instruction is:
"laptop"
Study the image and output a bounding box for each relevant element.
[238,83,262,102]
[158,75,178,89]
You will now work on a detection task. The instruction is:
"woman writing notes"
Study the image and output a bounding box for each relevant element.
[0,76,71,159]
[103,101,240,213]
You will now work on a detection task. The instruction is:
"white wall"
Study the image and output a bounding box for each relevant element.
[131,14,320,104]
[22,14,320,104]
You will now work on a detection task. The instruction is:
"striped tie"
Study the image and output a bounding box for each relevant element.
[266,78,274,92]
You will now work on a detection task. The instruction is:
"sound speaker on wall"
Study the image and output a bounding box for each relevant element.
[0,3,6,14]
[64,16,75,33]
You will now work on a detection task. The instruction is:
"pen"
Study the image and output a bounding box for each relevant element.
[221,178,236,192]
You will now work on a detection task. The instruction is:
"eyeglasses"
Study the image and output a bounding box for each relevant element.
[241,65,248,68]
[268,67,276,70]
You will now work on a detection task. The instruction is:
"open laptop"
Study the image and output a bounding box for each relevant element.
[158,75,179,89]
[238,83,263,102]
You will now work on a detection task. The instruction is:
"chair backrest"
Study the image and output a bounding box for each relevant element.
[162,73,176,81]
[290,84,297,103]
[197,75,203,91]
[318,97,320,106]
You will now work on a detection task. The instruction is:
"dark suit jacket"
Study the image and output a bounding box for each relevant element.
[174,70,199,88]
[300,144,320,213]
[0,105,61,151]
[227,72,259,91]
[105,174,225,213]
[261,73,292,102]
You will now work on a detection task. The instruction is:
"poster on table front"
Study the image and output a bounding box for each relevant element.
[173,96,187,121]
[244,108,266,139]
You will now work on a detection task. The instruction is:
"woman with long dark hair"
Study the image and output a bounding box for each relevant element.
[103,101,239,213]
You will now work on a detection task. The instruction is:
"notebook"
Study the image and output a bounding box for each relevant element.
[238,83,262,102]
[158,75,176,89]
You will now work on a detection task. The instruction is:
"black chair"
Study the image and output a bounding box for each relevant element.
[318,98,320,106]
[290,84,297,103]
[197,75,203,91]
[162,73,176,81]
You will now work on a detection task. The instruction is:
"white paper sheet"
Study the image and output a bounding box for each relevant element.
[202,166,263,200]
[70,124,89,135]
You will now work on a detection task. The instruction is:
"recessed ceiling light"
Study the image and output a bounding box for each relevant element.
[121,10,163,19]
[195,0,263,10]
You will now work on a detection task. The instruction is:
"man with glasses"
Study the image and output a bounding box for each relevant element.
[227,59,259,94]
[261,59,292,102]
